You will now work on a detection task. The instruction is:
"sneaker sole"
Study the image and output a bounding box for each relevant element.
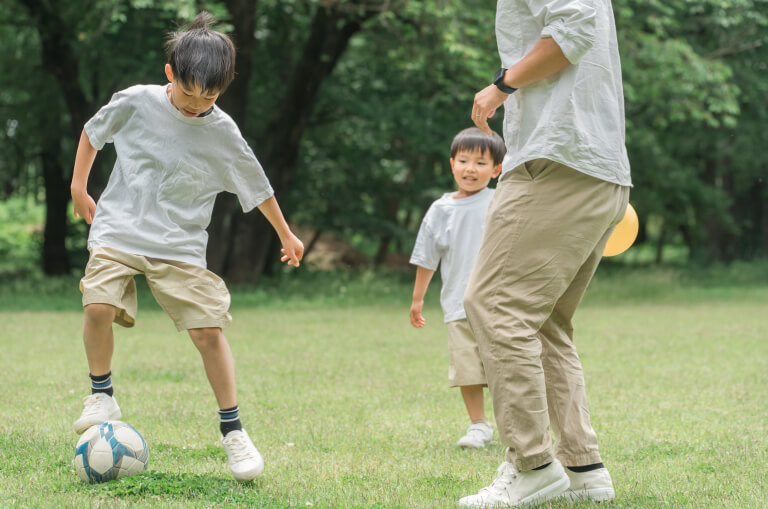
[519,475,570,506]
[457,440,490,449]
[232,460,264,482]
[559,487,615,502]
[73,409,122,435]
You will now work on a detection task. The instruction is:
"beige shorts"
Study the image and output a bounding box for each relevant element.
[79,246,232,331]
[446,318,487,388]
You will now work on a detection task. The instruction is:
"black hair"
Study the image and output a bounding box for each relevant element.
[164,11,235,93]
[450,127,506,165]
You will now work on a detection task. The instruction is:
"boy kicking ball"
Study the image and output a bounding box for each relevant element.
[70,12,304,481]
[409,127,505,449]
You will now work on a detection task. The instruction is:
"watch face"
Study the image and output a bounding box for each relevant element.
[494,68,505,83]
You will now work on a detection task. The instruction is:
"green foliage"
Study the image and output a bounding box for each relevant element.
[0,0,765,277]
[0,197,43,276]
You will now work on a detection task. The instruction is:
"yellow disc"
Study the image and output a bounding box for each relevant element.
[603,203,639,257]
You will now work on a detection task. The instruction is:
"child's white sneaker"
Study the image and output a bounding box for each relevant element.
[74,393,121,434]
[559,466,615,501]
[458,459,569,507]
[222,429,264,481]
[457,421,494,448]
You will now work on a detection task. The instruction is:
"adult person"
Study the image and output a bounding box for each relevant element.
[459,0,632,506]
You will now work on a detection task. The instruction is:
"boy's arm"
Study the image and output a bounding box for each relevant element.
[71,129,99,224]
[257,196,304,267]
[410,266,435,328]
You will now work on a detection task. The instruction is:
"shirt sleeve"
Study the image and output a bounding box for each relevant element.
[528,0,596,64]
[83,89,135,150]
[410,208,441,271]
[223,136,275,213]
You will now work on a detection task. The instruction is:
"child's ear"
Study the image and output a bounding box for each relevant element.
[492,164,502,178]
[164,64,174,83]
[449,158,456,170]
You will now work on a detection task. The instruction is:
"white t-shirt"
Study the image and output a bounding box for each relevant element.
[496,0,631,186]
[84,84,274,268]
[409,187,494,323]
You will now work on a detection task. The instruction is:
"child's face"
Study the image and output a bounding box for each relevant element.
[450,148,502,198]
[165,64,220,117]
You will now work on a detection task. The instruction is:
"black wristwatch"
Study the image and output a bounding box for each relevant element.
[493,68,517,94]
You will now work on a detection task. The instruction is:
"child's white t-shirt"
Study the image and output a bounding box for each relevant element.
[409,187,494,323]
[84,84,274,268]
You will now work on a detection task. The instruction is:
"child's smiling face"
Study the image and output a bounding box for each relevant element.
[165,64,220,117]
[450,148,502,198]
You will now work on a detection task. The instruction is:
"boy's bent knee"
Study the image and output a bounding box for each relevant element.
[188,327,224,347]
[84,303,117,324]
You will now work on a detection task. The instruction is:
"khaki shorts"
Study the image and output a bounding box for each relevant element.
[80,246,232,331]
[446,318,487,388]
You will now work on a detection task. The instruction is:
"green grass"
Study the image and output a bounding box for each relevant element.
[1,266,767,507]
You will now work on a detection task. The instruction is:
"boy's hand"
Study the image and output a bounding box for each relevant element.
[279,232,304,268]
[72,189,97,224]
[410,300,426,328]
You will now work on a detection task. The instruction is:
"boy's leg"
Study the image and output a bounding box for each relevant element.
[460,385,486,423]
[187,327,237,411]
[83,303,116,377]
[457,385,494,449]
[187,327,263,481]
[75,247,141,434]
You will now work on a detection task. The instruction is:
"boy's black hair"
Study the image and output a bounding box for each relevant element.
[165,11,235,93]
[450,127,506,165]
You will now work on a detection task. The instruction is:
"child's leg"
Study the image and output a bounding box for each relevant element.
[187,327,237,409]
[460,384,486,423]
[74,303,122,433]
[457,384,494,448]
[188,327,263,480]
[83,303,116,376]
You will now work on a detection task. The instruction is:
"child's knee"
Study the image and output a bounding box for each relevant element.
[84,303,117,325]
[188,327,224,349]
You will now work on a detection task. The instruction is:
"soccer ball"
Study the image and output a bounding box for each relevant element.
[74,420,149,483]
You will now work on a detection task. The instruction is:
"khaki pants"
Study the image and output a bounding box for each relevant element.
[464,159,629,471]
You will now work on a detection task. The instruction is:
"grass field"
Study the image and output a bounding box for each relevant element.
[1,265,766,508]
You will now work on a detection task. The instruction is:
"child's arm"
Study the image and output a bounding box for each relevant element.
[70,129,99,224]
[257,196,304,267]
[410,266,435,328]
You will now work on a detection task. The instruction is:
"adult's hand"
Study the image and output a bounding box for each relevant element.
[472,84,508,135]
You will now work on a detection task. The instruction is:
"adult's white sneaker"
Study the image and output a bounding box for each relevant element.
[458,459,570,507]
[222,429,264,481]
[73,393,121,434]
[457,422,494,448]
[559,466,615,502]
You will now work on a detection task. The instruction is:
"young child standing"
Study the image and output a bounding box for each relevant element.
[409,127,505,448]
[69,12,304,482]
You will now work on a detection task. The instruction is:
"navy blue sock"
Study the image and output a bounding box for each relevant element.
[532,462,552,471]
[219,406,243,436]
[90,372,113,397]
[567,462,605,473]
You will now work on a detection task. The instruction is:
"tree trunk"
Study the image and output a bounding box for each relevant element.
[207,0,259,275]
[21,0,92,274]
[219,4,376,283]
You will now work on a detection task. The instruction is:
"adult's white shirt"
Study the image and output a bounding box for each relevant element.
[496,0,632,186]
[410,188,495,323]
[85,84,274,268]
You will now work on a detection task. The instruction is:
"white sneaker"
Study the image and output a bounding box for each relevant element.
[457,422,494,448]
[458,459,570,507]
[73,393,121,434]
[559,466,615,502]
[222,429,264,481]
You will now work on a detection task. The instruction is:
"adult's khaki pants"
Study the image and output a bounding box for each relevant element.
[464,159,629,471]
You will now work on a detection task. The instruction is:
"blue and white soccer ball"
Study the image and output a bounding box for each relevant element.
[74,420,149,483]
